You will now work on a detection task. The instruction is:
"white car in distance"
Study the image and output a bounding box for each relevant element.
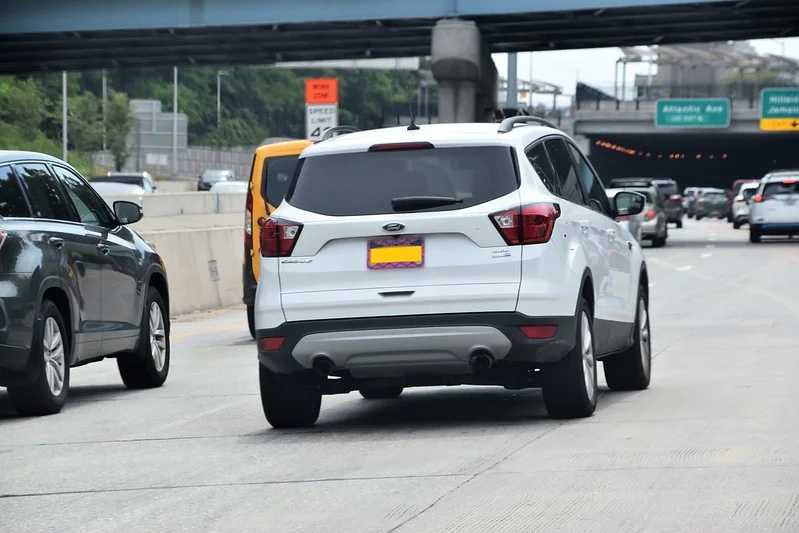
[253,117,652,429]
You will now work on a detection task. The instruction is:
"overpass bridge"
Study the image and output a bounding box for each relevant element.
[2,0,797,124]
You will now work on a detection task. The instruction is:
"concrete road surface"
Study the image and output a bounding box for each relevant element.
[2,218,799,532]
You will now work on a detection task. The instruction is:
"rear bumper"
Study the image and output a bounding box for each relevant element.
[256,312,577,377]
[0,287,35,382]
[751,222,799,235]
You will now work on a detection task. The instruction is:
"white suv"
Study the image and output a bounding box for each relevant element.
[253,117,652,428]
[749,171,799,242]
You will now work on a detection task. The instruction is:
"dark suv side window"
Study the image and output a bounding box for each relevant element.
[0,165,31,217]
[525,143,561,195]
[13,163,75,221]
[544,139,584,206]
[51,165,114,227]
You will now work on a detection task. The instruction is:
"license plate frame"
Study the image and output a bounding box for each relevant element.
[367,236,425,270]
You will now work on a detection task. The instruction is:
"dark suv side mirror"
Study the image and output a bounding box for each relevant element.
[114,200,143,225]
[613,191,646,218]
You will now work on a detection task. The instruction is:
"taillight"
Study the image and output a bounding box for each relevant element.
[617,215,630,221]
[258,336,285,351]
[669,194,682,202]
[644,209,656,220]
[0,229,5,251]
[753,194,764,203]
[260,218,303,257]
[783,179,796,185]
[244,187,253,250]
[698,199,704,206]
[519,325,557,339]
[489,203,560,246]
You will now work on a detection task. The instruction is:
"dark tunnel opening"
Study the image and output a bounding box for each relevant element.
[587,133,799,191]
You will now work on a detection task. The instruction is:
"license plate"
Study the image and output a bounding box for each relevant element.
[367,236,424,270]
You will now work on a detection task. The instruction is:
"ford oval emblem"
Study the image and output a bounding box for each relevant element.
[382,222,405,232]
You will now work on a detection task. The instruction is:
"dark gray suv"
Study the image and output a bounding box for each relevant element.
[0,151,170,416]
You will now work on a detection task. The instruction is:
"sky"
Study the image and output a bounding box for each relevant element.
[490,37,799,106]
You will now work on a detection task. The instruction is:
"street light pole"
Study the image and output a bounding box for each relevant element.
[172,66,178,178]
[216,70,227,129]
[62,71,68,162]
[102,69,107,152]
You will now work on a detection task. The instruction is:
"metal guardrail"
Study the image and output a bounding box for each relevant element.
[575,82,798,110]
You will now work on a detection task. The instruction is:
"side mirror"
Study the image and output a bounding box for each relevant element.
[114,200,143,225]
[613,191,646,218]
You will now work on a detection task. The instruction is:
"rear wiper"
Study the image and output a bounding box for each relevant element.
[391,196,463,212]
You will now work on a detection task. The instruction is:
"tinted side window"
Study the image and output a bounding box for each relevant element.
[544,139,584,206]
[287,146,518,216]
[51,165,114,226]
[526,143,561,195]
[568,143,609,214]
[0,165,31,217]
[14,163,75,221]
[262,155,300,210]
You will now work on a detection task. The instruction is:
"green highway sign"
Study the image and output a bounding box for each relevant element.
[760,88,799,131]
[655,98,731,128]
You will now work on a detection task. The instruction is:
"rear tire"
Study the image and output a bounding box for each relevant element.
[604,288,651,391]
[749,228,761,243]
[118,286,170,389]
[360,386,404,400]
[675,220,683,229]
[542,297,597,419]
[8,299,70,416]
[247,305,256,340]
[260,366,321,428]
[733,220,741,229]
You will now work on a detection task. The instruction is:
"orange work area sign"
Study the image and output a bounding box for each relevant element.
[305,78,339,105]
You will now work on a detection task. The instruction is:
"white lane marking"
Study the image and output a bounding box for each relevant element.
[705,244,715,249]
[677,265,694,271]
[708,236,717,242]
[701,253,712,258]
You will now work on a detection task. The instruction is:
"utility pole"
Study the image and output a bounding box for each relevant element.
[506,53,518,108]
[216,70,228,129]
[62,71,68,162]
[102,69,108,152]
[172,66,178,178]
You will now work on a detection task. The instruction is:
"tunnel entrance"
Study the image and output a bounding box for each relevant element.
[587,133,799,191]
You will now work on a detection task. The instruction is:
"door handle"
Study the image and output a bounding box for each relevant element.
[97,243,110,255]
[605,229,616,239]
[49,237,64,249]
[579,220,590,232]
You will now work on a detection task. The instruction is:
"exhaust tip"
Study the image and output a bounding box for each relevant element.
[312,356,335,377]
[469,350,494,374]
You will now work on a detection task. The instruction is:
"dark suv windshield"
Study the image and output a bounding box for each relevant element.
[286,146,519,216]
[653,181,679,197]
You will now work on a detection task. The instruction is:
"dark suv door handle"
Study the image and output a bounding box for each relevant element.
[97,243,110,255]
[49,237,65,249]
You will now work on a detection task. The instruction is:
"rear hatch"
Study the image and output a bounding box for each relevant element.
[755,179,799,223]
[272,142,523,322]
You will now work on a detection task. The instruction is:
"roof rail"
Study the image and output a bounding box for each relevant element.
[316,126,359,143]
[497,115,557,134]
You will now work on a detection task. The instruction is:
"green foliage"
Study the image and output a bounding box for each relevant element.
[1,65,422,165]
[106,91,135,170]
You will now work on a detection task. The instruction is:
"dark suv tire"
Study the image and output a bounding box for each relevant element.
[247,305,256,340]
[360,385,404,399]
[118,286,170,389]
[8,299,70,416]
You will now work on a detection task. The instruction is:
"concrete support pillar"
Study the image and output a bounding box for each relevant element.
[431,19,497,123]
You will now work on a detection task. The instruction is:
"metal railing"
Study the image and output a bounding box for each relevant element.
[576,82,798,110]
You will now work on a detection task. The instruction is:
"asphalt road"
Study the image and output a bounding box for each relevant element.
[2,218,799,532]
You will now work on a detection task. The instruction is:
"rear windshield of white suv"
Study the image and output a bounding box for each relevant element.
[763,181,799,196]
[285,146,519,216]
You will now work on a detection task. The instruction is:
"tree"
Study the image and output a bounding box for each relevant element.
[106,90,134,171]
[0,78,46,138]
[70,92,103,154]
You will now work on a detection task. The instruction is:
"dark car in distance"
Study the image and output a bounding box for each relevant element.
[0,151,171,416]
[197,169,236,191]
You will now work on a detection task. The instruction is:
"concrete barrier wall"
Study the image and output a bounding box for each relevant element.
[100,192,246,218]
[139,226,244,316]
